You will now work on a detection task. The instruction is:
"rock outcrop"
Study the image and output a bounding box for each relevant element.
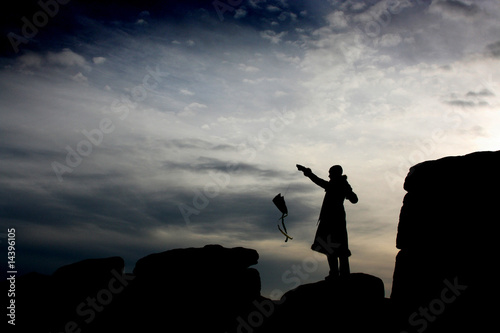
[126,244,262,332]
[391,150,500,332]
[257,273,390,333]
[10,245,263,333]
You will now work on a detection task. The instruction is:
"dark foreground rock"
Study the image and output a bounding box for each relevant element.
[126,244,262,332]
[9,246,388,333]
[391,150,500,332]
[255,273,391,333]
[8,245,263,333]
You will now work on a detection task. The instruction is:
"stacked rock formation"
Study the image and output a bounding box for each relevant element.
[391,150,500,333]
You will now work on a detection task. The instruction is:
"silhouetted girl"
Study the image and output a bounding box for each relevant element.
[297,164,358,279]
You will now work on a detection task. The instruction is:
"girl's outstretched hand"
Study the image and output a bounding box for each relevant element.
[296,164,311,176]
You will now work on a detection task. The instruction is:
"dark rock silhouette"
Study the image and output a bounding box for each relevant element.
[128,245,262,332]
[257,273,390,333]
[392,150,500,333]
[8,245,263,333]
[10,256,127,332]
[7,150,499,333]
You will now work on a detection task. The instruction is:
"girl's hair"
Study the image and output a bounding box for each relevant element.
[329,165,343,176]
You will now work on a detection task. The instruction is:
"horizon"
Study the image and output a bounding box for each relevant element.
[1,0,500,298]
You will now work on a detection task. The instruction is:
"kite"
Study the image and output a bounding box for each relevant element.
[273,193,293,242]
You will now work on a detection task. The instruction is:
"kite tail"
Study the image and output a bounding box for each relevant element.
[277,213,293,242]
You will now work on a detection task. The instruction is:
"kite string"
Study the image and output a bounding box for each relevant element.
[283,184,291,198]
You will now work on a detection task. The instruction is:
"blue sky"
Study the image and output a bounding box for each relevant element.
[1,0,499,297]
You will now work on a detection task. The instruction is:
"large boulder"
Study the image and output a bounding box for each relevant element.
[391,150,500,332]
[133,244,258,279]
[126,244,262,332]
[258,273,390,333]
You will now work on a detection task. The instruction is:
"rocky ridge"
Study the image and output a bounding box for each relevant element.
[7,150,499,333]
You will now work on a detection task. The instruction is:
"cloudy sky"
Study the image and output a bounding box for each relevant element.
[1,0,499,297]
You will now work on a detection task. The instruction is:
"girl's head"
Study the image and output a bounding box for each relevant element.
[329,165,343,179]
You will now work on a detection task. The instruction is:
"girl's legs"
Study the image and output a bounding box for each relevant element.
[327,255,339,278]
[339,256,350,276]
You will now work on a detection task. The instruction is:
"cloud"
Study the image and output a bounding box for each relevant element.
[486,41,500,58]
[234,9,247,19]
[445,86,496,108]
[260,30,288,44]
[379,33,402,47]
[466,88,495,97]
[15,49,89,73]
[165,138,237,151]
[47,48,87,67]
[72,72,88,83]
[184,102,207,110]
[179,102,207,116]
[274,52,300,64]
[248,0,266,9]
[326,11,349,29]
[242,77,280,84]
[267,5,281,12]
[445,100,478,107]
[238,63,261,72]
[428,0,480,21]
[92,57,107,64]
[163,157,283,180]
[17,53,43,68]
[180,89,195,96]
